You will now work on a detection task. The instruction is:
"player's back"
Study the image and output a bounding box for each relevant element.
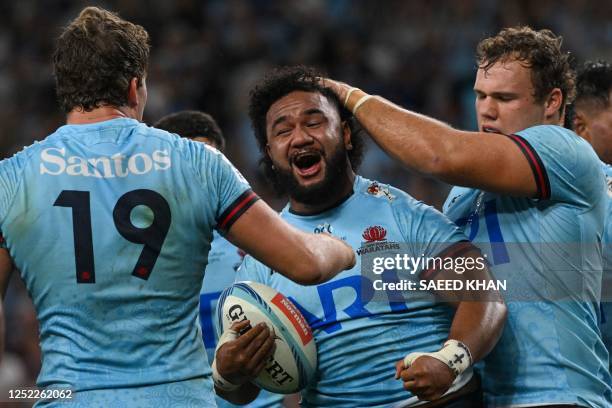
[0,118,249,406]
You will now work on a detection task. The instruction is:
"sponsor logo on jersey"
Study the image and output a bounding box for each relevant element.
[314,223,334,235]
[607,175,612,198]
[357,225,400,255]
[366,182,395,201]
[362,226,387,242]
[39,148,172,178]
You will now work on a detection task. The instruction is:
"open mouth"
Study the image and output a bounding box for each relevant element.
[291,151,323,177]
[482,126,502,134]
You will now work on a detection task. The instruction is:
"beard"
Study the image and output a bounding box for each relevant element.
[273,143,350,206]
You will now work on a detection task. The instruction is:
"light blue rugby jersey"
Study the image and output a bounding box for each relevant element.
[237,176,471,407]
[443,125,612,407]
[601,162,612,373]
[0,118,259,407]
[199,232,283,408]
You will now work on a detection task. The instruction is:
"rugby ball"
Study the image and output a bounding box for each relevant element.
[216,281,317,394]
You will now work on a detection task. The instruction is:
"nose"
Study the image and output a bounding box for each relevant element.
[290,125,315,148]
[477,96,497,122]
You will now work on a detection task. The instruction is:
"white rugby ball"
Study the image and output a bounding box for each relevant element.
[216,281,317,394]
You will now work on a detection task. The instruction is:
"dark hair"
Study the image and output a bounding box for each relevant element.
[248,66,365,192]
[476,26,575,113]
[154,110,225,151]
[53,7,150,113]
[574,60,612,112]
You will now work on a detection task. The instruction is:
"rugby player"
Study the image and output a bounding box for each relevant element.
[214,66,507,407]
[0,8,354,406]
[325,26,612,407]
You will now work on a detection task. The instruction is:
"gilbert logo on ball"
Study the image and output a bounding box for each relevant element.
[216,281,317,393]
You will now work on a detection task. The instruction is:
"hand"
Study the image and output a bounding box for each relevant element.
[321,232,356,270]
[395,355,455,401]
[319,77,353,104]
[215,320,276,385]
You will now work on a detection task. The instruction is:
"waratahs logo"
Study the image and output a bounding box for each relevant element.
[362,226,387,242]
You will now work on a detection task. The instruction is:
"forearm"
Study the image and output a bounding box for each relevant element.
[346,89,459,178]
[215,383,260,405]
[226,201,354,285]
[247,228,354,285]
[340,87,537,196]
[448,300,507,363]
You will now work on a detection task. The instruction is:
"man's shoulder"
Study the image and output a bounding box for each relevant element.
[353,175,452,231]
[517,125,602,189]
[515,125,593,157]
[516,124,575,138]
[353,176,416,208]
[0,138,49,174]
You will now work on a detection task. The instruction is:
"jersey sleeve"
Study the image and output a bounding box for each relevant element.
[235,255,272,285]
[391,193,470,274]
[510,125,605,206]
[182,139,260,234]
[0,152,27,224]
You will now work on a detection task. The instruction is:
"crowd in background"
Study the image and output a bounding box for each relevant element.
[1,1,611,403]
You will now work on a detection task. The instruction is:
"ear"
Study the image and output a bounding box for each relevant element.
[342,121,352,150]
[544,88,563,120]
[127,77,140,108]
[264,143,277,170]
[572,111,591,142]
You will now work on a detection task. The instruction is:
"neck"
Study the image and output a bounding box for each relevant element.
[289,171,356,215]
[66,106,132,125]
[545,110,563,127]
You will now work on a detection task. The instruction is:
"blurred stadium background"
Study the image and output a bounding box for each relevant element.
[1,1,611,405]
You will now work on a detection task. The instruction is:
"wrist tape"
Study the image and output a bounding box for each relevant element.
[403,339,473,377]
[211,328,240,391]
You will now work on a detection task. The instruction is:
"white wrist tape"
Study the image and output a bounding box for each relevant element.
[403,339,473,377]
[212,328,240,391]
[344,87,359,106]
[352,94,374,114]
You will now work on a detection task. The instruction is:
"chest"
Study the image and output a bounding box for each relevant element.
[266,209,418,334]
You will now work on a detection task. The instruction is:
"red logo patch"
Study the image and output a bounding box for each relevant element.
[367,182,380,195]
[362,226,387,242]
[271,293,313,346]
